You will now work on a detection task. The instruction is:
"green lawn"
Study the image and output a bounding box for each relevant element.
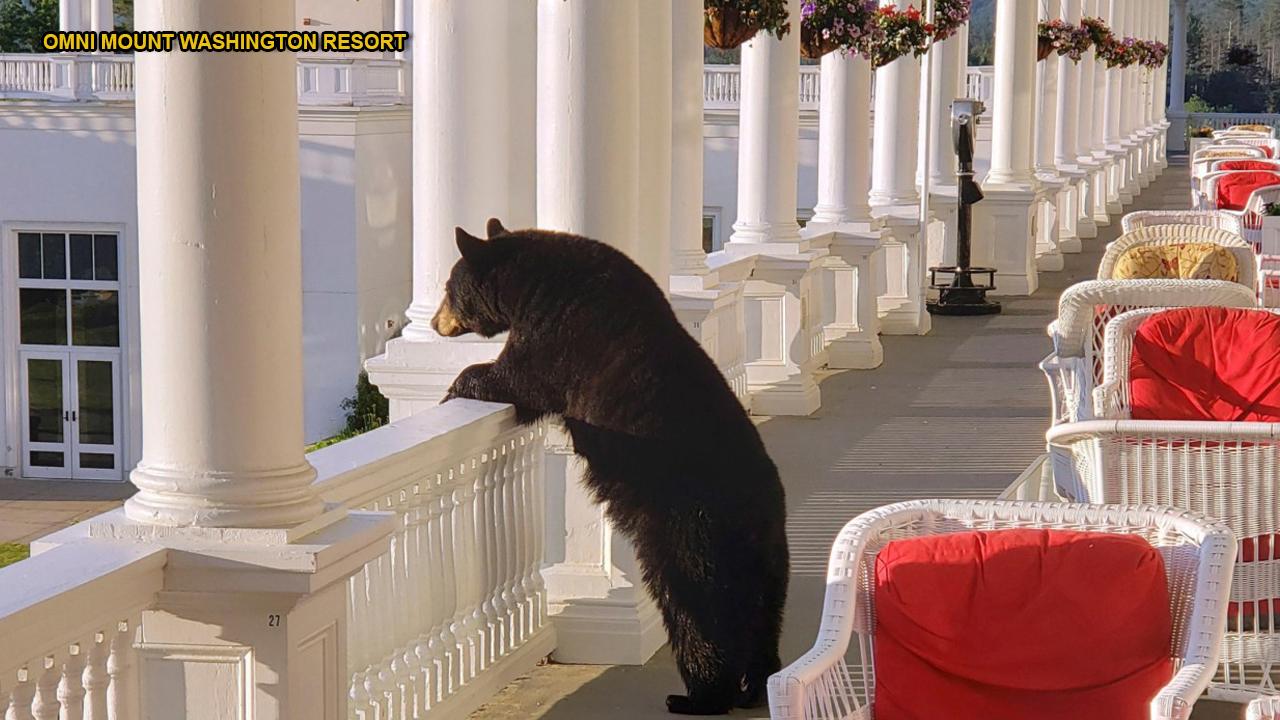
[0,543,30,569]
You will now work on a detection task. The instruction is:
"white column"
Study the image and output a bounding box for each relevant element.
[976,0,1041,295]
[812,52,875,225]
[1074,0,1099,234]
[1055,0,1088,249]
[928,32,965,190]
[89,0,111,32]
[1086,0,1114,224]
[637,1,672,286]
[1167,0,1189,150]
[59,0,81,33]
[670,0,709,283]
[869,0,921,208]
[125,0,322,528]
[986,0,1038,188]
[366,0,537,413]
[1103,0,1131,207]
[533,0,667,665]
[1035,0,1065,271]
[728,0,803,247]
[393,0,412,60]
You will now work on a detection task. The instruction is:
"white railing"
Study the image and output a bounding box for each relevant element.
[1187,112,1280,131]
[965,65,993,104]
[311,400,552,720]
[0,53,408,106]
[0,53,134,101]
[296,57,408,107]
[0,544,163,720]
[703,64,821,112]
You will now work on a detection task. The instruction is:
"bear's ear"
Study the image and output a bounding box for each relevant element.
[485,217,509,238]
[456,226,492,267]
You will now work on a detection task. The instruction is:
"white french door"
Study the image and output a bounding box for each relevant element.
[19,350,121,481]
[15,230,124,481]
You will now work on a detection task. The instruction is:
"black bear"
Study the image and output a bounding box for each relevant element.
[435,219,789,715]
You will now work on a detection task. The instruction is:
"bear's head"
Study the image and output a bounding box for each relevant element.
[431,218,513,338]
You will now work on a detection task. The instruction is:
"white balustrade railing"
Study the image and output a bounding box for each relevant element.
[311,400,552,720]
[0,544,163,720]
[0,53,407,106]
[703,64,821,112]
[1187,112,1280,131]
[965,65,993,104]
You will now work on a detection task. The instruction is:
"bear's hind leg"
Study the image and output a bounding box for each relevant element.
[663,609,744,715]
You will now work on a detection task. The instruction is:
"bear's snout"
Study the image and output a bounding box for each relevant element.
[431,298,467,337]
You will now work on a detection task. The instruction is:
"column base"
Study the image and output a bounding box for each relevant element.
[825,329,884,369]
[1036,252,1065,272]
[365,334,507,420]
[747,375,823,417]
[1077,217,1098,239]
[671,281,749,405]
[873,206,931,336]
[973,185,1041,298]
[738,252,824,416]
[816,225,884,369]
[545,571,666,665]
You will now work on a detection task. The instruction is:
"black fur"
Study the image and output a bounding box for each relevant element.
[437,220,789,715]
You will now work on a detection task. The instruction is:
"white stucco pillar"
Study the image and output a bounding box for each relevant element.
[976,0,1041,295]
[1054,0,1087,248]
[670,0,709,284]
[366,0,537,413]
[728,0,803,247]
[89,0,111,32]
[125,0,322,528]
[393,0,412,60]
[869,0,921,208]
[927,33,965,190]
[1073,0,1099,235]
[1034,0,1065,270]
[1167,0,1189,150]
[1102,0,1130,206]
[813,51,875,225]
[1085,0,1115,223]
[59,0,81,32]
[531,0,668,665]
[637,0,672,287]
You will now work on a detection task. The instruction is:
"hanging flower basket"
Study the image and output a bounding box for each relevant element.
[929,0,971,43]
[1037,37,1054,61]
[704,0,792,50]
[798,0,878,60]
[867,4,930,69]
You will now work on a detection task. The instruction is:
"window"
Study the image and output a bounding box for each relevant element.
[702,208,722,253]
[16,232,121,349]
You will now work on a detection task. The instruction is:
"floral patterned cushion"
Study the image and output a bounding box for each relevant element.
[1112,243,1239,282]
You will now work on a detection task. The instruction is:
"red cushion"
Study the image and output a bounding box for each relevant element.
[1219,160,1279,172]
[1217,171,1280,210]
[1265,146,1277,159]
[873,529,1173,720]
[1129,307,1280,421]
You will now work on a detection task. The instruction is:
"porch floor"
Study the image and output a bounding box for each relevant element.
[471,159,1244,720]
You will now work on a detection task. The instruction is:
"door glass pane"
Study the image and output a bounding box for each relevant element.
[69,233,94,280]
[26,358,63,443]
[80,453,114,470]
[19,289,67,345]
[41,233,65,279]
[76,360,114,446]
[93,234,118,281]
[30,451,65,468]
[71,290,119,347]
[18,232,42,279]
[702,216,715,253]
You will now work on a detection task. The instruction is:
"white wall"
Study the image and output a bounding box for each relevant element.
[0,105,141,479]
[0,104,412,479]
[702,115,820,251]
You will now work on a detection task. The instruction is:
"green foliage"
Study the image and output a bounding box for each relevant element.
[1184,94,1233,113]
[306,372,390,452]
[1265,202,1280,217]
[0,543,29,569]
[0,0,57,53]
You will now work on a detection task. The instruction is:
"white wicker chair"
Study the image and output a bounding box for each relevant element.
[1097,226,1259,293]
[1217,137,1280,158]
[768,499,1235,720]
[1048,306,1280,703]
[1121,210,1245,237]
[1042,280,1257,430]
[1221,125,1277,139]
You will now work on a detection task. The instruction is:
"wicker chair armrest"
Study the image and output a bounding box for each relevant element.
[1092,380,1128,419]
[1151,665,1217,720]
[1247,694,1280,720]
[1041,353,1093,423]
[1047,419,1280,445]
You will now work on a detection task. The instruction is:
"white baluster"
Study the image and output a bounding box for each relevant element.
[440,479,465,691]
[105,621,135,720]
[481,447,504,663]
[500,437,523,651]
[458,460,483,679]
[32,659,57,720]
[57,644,85,720]
[6,668,35,720]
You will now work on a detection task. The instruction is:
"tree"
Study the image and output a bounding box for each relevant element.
[0,0,57,53]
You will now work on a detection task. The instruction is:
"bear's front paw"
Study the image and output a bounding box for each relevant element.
[665,695,731,716]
